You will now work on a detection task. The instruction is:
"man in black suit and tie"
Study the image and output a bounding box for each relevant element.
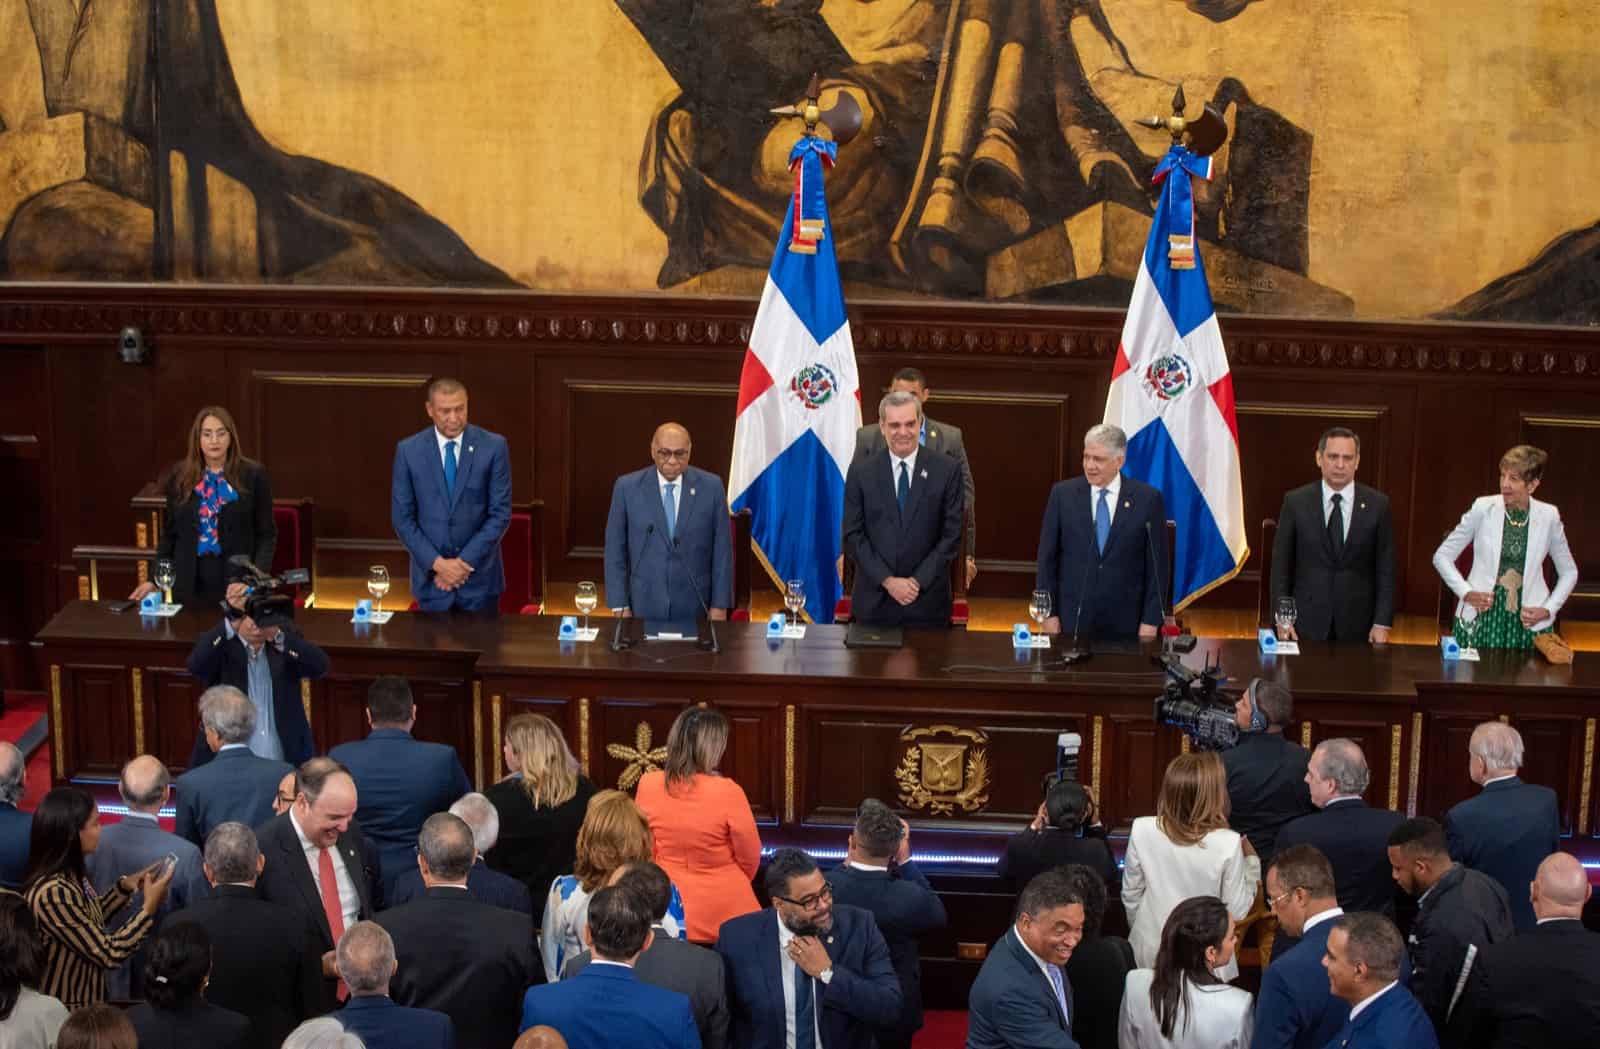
[376,813,537,1049]
[826,799,947,1049]
[253,757,377,1011]
[165,822,325,1049]
[1036,423,1165,642]
[1449,852,1600,1049]
[842,390,964,627]
[1277,739,1406,917]
[967,869,1084,1049]
[387,793,533,914]
[175,685,293,845]
[1270,427,1396,643]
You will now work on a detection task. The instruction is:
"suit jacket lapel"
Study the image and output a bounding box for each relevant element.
[642,468,671,538]
[1100,475,1137,560]
[678,468,698,535]
[278,823,330,945]
[760,910,784,1028]
[420,429,452,510]
[339,833,370,918]
[450,426,481,510]
[902,457,934,532]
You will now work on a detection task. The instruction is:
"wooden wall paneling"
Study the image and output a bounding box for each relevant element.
[1417,711,1483,820]
[1101,714,1184,831]
[146,667,201,771]
[1508,715,1585,835]
[455,353,536,505]
[1301,716,1401,812]
[1516,409,1600,620]
[54,663,134,780]
[0,346,51,688]
[491,693,583,780]
[311,671,474,759]
[1408,381,1497,614]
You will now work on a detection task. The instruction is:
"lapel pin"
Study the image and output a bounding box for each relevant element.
[920,469,928,479]
[468,445,474,453]
[1124,500,1132,509]
[1360,502,1367,510]
[690,488,696,497]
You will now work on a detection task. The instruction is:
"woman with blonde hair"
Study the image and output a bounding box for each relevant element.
[635,705,761,942]
[1121,752,1258,980]
[484,714,596,926]
[540,790,686,980]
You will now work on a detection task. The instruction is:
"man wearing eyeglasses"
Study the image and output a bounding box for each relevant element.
[716,848,900,1049]
[604,422,734,623]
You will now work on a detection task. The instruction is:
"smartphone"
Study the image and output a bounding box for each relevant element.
[104,599,136,613]
[160,852,179,875]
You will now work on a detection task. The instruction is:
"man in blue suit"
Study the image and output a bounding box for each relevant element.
[336,921,456,1049]
[1444,721,1559,931]
[1036,423,1166,641]
[330,676,471,898]
[1322,913,1438,1049]
[604,422,733,622]
[521,883,700,1049]
[392,377,512,613]
[175,685,293,846]
[717,848,901,1049]
[387,793,533,913]
[0,742,32,888]
[967,868,1084,1049]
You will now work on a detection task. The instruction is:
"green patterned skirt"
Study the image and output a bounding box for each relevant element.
[1453,584,1539,651]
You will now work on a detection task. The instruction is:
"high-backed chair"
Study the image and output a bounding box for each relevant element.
[834,517,971,627]
[1256,518,1278,630]
[729,509,754,622]
[271,497,315,606]
[406,500,545,614]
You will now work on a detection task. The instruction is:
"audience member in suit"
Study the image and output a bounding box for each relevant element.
[1036,423,1166,642]
[391,376,513,614]
[274,769,299,815]
[967,869,1084,1049]
[0,742,33,890]
[254,758,378,1011]
[85,756,207,999]
[1276,739,1406,920]
[1388,818,1513,1042]
[603,422,733,622]
[483,714,598,927]
[634,706,761,943]
[842,390,965,627]
[850,367,979,587]
[1256,845,1357,1049]
[127,923,249,1049]
[163,822,323,1049]
[128,405,276,611]
[376,814,536,1049]
[1122,752,1259,982]
[998,780,1119,896]
[1221,680,1314,867]
[330,676,472,898]
[280,1016,367,1049]
[563,862,728,1049]
[1450,852,1600,1049]
[387,793,534,914]
[1270,426,1397,643]
[0,894,70,1049]
[185,590,328,769]
[1058,864,1133,1049]
[54,1002,139,1049]
[522,883,698,1049]
[1118,896,1254,1049]
[825,799,947,1049]
[174,686,293,846]
[335,922,456,1049]
[1322,913,1438,1049]
[1444,721,1559,932]
[717,848,900,1049]
[24,788,174,1008]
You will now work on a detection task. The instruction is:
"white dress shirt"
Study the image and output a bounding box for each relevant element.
[776,917,826,1049]
[434,427,463,472]
[889,448,920,502]
[1348,980,1399,1021]
[1089,474,1122,528]
[1301,906,1344,936]
[289,809,360,932]
[656,470,681,533]
[1013,927,1069,1024]
[846,860,889,872]
[1321,480,1354,540]
[1481,773,1517,787]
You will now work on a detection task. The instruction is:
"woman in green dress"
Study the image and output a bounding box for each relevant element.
[1432,445,1579,650]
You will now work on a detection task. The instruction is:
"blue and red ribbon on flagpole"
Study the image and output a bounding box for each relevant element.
[787,137,837,255]
[1150,144,1214,270]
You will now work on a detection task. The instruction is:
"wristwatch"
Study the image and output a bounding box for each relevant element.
[818,968,834,984]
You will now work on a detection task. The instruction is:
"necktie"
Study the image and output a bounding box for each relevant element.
[443,440,458,494]
[1328,492,1346,559]
[317,846,348,1000]
[794,964,816,1049]
[897,460,910,516]
[663,482,677,540]
[1095,488,1111,555]
[1047,963,1070,1026]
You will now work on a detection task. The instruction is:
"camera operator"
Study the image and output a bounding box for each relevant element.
[997,779,1118,894]
[185,576,328,770]
[1221,680,1314,868]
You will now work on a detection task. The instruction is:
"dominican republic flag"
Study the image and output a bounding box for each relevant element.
[729,137,860,623]
[1103,144,1248,609]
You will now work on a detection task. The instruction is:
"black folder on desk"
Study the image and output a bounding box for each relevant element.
[844,623,903,649]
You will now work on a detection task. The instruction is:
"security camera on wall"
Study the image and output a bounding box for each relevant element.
[117,326,149,365]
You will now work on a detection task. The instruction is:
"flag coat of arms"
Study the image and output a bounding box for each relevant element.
[1104,145,1248,609]
[729,137,860,623]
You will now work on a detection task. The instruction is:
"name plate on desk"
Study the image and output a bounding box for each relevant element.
[1440,635,1480,662]
[1013,624,1050,649]
[352,600,394,625]
[1259,629,1299,655]
[558,616,599,643]
[766,613,806,640]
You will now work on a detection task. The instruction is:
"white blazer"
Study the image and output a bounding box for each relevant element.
[1119,969,1254,1049]
[1432,495,1578,629]
[1120,818,1260,982]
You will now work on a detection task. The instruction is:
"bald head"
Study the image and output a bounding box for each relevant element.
[1531,852,1591,919]
[1469,721,1524,782]
[514,1028,570,1049]
[0,741,24,806]
[119,755,171,813]
[337,921,396,996]
[651,422,692,480]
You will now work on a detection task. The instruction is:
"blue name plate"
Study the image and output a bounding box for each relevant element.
[353,599,372,621]
[559,616,578,639]
[139,593,161,614]
[1440,635,1461,660]
[767,612,786,638]
[1258,629,1277,652]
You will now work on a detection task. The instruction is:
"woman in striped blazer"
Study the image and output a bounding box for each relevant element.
[22,788,173,1008]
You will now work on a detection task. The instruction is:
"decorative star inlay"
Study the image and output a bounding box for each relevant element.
[606,721,669,790]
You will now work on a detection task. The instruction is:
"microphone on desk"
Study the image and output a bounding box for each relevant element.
[611,524,655,652]
[1057,549,1097,666]
[1146,521,1196,654]
[669,536,719,654]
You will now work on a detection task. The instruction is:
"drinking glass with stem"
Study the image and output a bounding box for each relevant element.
[367,565,390,617]
[574,581,598,634]
[784,580,806,633]
[1028,590,1052,646]
[153,559,176,606]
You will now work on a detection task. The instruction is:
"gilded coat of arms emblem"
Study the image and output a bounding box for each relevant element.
[894,725,990,816]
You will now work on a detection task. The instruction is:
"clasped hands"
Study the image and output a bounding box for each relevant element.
[431,556,475,591]
[883,576,920,606]
[1463,591,1550,628]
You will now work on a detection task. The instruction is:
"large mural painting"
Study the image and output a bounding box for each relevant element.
[1,0,1596,324]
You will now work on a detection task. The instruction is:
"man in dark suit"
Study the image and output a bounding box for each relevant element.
[254,757,378,1011]
[1221,680,1314,869]
[841,390,964,626]
[1036,423,1165,642]
[165,822,325,1049]
[604,422,733,622]
[1322,913,1438,1049]
[391,376,513,614]
[330,676,471,898]
[826,799,946,1049]
[0,741,32,888]
[1270,426,1396,643]
[851,367,978,587]
[185,591,328,769]
[175,685,293,845]
[716,847,900,1049]
[376,814,536,1049]
[1450,852,1600,1049]
[967,869,1084,1049]
[1277,739,1406,917]
[387,793,533,914]
[336,921,457,1049]
[522,883,699,1049]
[1444,721,1559,931]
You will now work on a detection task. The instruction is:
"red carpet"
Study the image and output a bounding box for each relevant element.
[915,1011,968,1048]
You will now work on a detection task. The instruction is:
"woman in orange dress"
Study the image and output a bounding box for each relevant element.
[635,706,762,943]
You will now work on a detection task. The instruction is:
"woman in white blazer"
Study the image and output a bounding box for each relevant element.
[1432,444,1578,650]
[1119,896,1254,1049]
[1122,752,1260,982]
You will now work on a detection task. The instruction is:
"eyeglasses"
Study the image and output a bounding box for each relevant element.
[776,884,832,909]
[1267,886,1301,910]
[653,448,691,462]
